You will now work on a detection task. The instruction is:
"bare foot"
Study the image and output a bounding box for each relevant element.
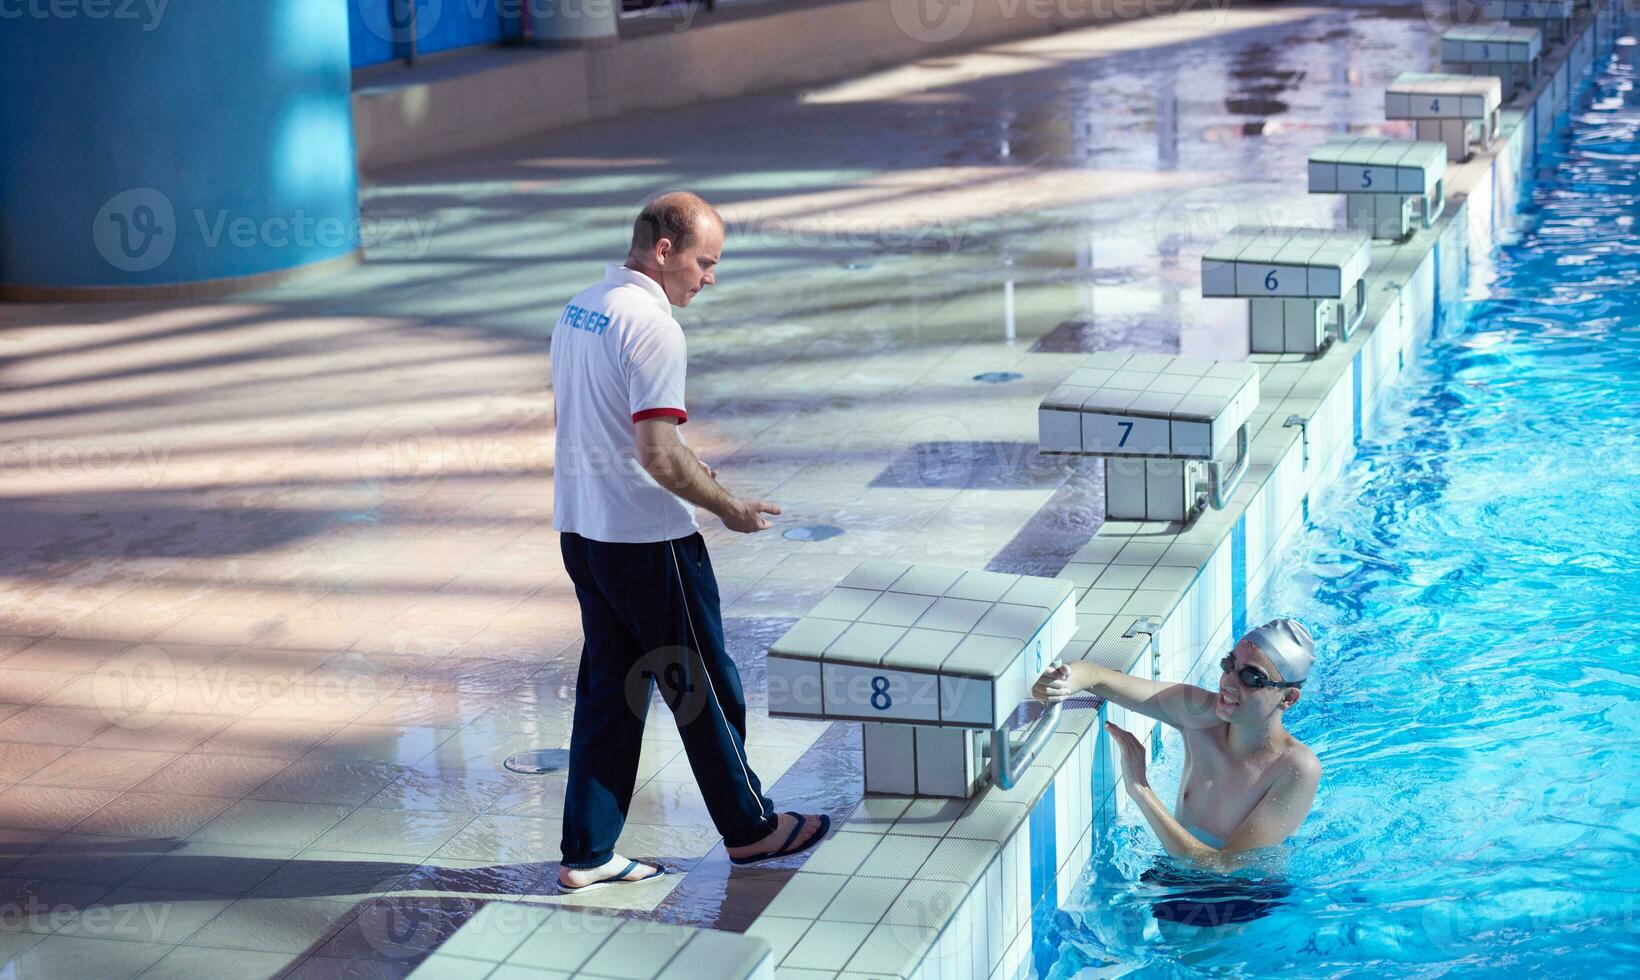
[725,812,826,862]
[558,854,661,889]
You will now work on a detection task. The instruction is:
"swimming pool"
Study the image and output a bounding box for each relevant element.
[1043,29,1640,979]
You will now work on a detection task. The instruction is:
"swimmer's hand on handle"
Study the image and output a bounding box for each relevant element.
[1032,661,1077,703]
[1031,659,1221,730]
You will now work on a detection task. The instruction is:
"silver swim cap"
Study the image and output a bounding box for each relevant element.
[1243,619,1315,684]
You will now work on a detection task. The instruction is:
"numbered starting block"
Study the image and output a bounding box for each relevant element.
[1482,0,1572,42]
[1308,136,1447,241]
[1386,72,1503,161]
[767,562,1075,798]
[1201,225,1372,354]
[1441,24,1542,101]
[1039,351,1257,522]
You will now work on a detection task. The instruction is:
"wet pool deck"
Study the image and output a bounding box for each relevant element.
[0,1,1450,974]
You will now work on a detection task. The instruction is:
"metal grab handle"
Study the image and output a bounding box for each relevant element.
[1422,178,1446,229]
[1208,423,1249,511]
[986,701,1063,790]
[1337,277,1368,342]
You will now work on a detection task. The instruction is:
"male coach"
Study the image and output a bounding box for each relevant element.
[551,192,830,892]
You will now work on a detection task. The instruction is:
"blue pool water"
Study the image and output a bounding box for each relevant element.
[1046,30,1640,978]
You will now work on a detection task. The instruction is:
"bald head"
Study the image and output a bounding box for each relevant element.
[625,191,725,308]
[629,192,723,258]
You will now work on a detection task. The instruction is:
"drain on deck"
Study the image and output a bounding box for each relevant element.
[784,524,845,542]
[503,749,571,774]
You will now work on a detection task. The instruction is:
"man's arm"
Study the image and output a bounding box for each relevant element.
[1035,661,1221,731]
[634,419,780,533]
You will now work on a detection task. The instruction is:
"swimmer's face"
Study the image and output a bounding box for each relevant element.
[658,217,722,308]
[1215,639,1300,720]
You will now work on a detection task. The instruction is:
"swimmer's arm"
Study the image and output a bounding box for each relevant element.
[1033,661,1220,730]
[1134,755,1321,870]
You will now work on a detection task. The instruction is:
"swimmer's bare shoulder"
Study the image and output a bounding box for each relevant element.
[1284,737,1322,780]
[1274,739,1322,816]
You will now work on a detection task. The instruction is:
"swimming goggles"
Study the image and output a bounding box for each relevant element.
[1220,655,1303,690]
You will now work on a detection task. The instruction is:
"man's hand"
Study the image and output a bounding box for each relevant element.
[723,497,781,533]
[1032,663,1076,703]
[1105,721,1149,793]
[637,419,778,532]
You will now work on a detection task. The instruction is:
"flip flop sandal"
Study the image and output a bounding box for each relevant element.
[557,859,667,894]
[729,812,832,867]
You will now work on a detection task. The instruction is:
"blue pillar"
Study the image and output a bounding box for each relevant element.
[0,0,361,299]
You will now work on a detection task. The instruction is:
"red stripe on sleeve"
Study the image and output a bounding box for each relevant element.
[632,408,687,424]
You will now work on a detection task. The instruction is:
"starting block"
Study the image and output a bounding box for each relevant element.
[1309,136,1447,240]
[1386,72,1503,161]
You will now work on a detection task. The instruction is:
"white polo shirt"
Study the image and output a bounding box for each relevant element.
[551,264,699,544]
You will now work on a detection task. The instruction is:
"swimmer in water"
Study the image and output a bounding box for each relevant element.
[1033,619,1321,870]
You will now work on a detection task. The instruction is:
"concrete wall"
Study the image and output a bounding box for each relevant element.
[0,0,362,298]
[352,0,1207,172]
